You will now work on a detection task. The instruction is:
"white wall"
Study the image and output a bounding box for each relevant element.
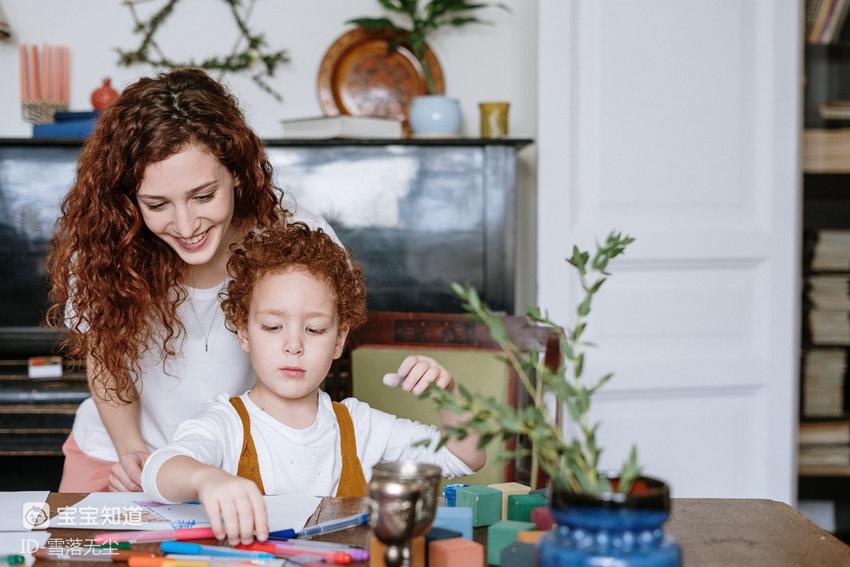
[0,0,535,138]
[0,0,538,307]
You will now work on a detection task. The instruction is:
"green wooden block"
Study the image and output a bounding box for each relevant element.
[507,492,549,522]
[456,485,502,527]
[486,520,537,565]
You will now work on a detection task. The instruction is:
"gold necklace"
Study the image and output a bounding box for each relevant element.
[187,297,218,352]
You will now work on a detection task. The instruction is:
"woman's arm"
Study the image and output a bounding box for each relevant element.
[87,353,149,491]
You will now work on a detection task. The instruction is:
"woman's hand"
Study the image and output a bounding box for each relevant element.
[383,355,455,395]
[196,468,268,545]
[108,450,150,492]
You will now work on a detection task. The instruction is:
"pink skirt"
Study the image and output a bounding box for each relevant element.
[58,434,114,492]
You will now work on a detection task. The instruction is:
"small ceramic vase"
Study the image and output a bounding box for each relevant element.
[408,96,462,137]
[91,78,119,110]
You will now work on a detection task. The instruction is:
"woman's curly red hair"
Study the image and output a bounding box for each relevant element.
[222,222,367,336]
[46,69,279,402]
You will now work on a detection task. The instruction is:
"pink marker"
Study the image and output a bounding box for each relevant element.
[92,527,216,545]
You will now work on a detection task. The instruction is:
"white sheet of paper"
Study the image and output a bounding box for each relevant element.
[51,492,320,532]
[0,492,49,531]
[0,531,50,565]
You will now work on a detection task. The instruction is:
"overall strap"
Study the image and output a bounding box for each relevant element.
[331,401,368,497]
[229,396,266,495]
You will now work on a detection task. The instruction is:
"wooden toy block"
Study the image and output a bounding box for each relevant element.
[517,530,545,544]
[486,520,536,565]
[426,526,464,543]
[371,535,425,567]
[442,483,469,507]
[488,482,531,518]
[428,538,485,567]
[531,506,554,531]
[434,506,473,539]
[456,485,502,527]
[507,492,548,522]
[500,542,537,567]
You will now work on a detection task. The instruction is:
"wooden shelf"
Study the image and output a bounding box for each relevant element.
[800,464,850,477]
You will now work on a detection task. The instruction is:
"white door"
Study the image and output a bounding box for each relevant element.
[537,0,801,501]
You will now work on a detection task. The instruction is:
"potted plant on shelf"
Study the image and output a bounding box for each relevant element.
[424,232,682,566]
[349,0,507,137]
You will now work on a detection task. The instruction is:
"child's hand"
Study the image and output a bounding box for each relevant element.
[196,468,268,545]
[383,355,455,395]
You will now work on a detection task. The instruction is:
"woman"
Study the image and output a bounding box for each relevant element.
[47,68,336,492]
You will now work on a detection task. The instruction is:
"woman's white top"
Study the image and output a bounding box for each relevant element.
[71,208,339,462]
[142,390,473,502]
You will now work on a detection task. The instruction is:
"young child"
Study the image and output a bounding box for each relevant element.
[140,222,485,545]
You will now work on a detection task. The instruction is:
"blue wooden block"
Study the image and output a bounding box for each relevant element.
[426,526,463,543]
[456,485,502,527]
[500,541,537,567]
[443,483,469,507]
[433,506,473,540]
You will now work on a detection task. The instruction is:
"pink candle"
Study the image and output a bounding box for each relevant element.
[62,46,70,104]
[19,45,28,102]
[31,45,40,101]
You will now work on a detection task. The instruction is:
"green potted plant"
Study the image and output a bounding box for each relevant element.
[424,232,682,566]
[349,0,507,136]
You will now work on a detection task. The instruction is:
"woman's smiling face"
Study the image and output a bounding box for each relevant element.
[136,144,237,274]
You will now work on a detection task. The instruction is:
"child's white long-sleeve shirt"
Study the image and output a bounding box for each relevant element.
[141,390,473,502]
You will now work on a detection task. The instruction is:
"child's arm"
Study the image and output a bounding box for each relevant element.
[387,355,487,471]
[154,456,268,545]
[140,400,268,545]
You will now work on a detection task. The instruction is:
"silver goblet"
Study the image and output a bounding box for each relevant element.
[369,461,442,567]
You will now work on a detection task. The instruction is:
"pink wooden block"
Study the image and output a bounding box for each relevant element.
[428,538,485,567]
[531,506,554,531]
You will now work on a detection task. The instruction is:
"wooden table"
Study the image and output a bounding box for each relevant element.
[26,495,850,566]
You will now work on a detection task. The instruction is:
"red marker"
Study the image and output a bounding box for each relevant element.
[235,543,351,565]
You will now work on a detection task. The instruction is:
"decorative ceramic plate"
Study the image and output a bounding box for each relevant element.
[317,28,444,121]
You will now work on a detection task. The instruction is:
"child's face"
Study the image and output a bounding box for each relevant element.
[237,268,348,403]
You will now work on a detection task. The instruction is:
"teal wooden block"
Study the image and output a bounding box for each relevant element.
[456,485,502,527]
[433,506,473,539]
[500,542,537,567]
[507,493,549,522]
[487,520,537,565]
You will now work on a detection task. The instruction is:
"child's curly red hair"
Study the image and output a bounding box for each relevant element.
[222,222,367,333]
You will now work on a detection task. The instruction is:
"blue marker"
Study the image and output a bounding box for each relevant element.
[269,512,369,539]
[160,541,276,559]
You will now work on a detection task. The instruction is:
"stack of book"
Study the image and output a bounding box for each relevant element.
[811,229,850,271]
[808,275,850,310]
[799,421,850,467]
[32,110,98,138]
[820,101,850,121]
[808,0,850,44]
[809,310,850,344]
[803,349,846,418]
[804,129,850,173]
[279,115,403,139]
